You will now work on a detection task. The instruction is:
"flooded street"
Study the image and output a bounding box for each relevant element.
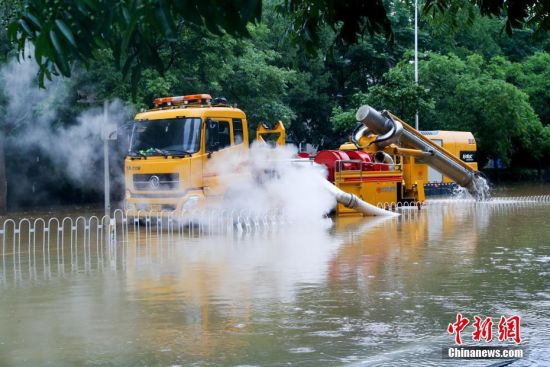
[0,185,549,366]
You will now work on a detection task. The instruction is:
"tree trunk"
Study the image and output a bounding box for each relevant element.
[0,133,6,214]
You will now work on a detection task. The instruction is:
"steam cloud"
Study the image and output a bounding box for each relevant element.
[0,54,133,206]
[206,143,337,222]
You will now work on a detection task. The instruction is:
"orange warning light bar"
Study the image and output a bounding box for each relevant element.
[153,94,212,107]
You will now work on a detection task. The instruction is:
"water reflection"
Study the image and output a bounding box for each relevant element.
[0,197,549,366]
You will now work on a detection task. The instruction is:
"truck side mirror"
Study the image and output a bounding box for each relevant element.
[115,121,134,144]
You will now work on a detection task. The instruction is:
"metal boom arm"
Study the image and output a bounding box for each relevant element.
[356,105,489,200]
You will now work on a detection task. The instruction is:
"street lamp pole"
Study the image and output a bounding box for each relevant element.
[103,100,111,218]
[414,0,419,130]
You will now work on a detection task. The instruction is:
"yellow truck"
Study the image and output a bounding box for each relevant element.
[125,94,283,214]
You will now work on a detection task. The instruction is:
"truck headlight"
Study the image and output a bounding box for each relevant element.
[182,196,200,210]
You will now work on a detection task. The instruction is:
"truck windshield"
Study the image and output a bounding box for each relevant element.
[129,118,201,155]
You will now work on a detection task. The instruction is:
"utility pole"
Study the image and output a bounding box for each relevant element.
[78,94,115,219]
[414,0,419,130]
[103,100,111,218]
[0,133,7,214]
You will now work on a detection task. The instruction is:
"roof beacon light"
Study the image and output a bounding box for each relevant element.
[153,94,212,108]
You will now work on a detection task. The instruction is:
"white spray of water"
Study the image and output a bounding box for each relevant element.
[206,142,337,222]
[0,55,133,203]
[451,175,492,201]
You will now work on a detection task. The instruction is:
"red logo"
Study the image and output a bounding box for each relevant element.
[447,312,470,345]
[498,315,522,344]
[472,316,493,342]
[448,313,521,345]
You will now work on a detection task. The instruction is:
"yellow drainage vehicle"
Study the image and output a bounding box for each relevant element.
[124,96,485,217]
[125,94,250,213]
[125,94,287,214]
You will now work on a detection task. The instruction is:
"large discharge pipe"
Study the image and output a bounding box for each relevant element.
[356,105,490,200]
[321,180,398,217]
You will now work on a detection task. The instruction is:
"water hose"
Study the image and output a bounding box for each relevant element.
[321,179,399,217]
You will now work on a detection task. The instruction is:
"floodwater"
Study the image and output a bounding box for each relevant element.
[0,184,549,366]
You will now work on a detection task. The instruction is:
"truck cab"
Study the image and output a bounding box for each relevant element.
[124,94,249,213]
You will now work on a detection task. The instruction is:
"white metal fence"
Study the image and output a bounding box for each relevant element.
[2,195,549,283]
[0,208,288,283]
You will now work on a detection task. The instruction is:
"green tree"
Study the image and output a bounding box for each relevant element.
[424,0,550,35]
[450,77,543,164]
[9,0,550,94]
[8,0,262,90]
[71,18,299,133]
[330,65,435,137]
[515,53,550,125]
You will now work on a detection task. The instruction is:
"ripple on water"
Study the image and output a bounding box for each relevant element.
[288,347,315,353]
[308,330,345,338]
[364,322,392,335]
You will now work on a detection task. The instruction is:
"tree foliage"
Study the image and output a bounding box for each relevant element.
[7,0,262,89]
[424,0,550,35]
[8,0,550,93]
[276,0,393,50]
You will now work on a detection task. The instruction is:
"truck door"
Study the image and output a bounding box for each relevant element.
[203,118,237,197]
